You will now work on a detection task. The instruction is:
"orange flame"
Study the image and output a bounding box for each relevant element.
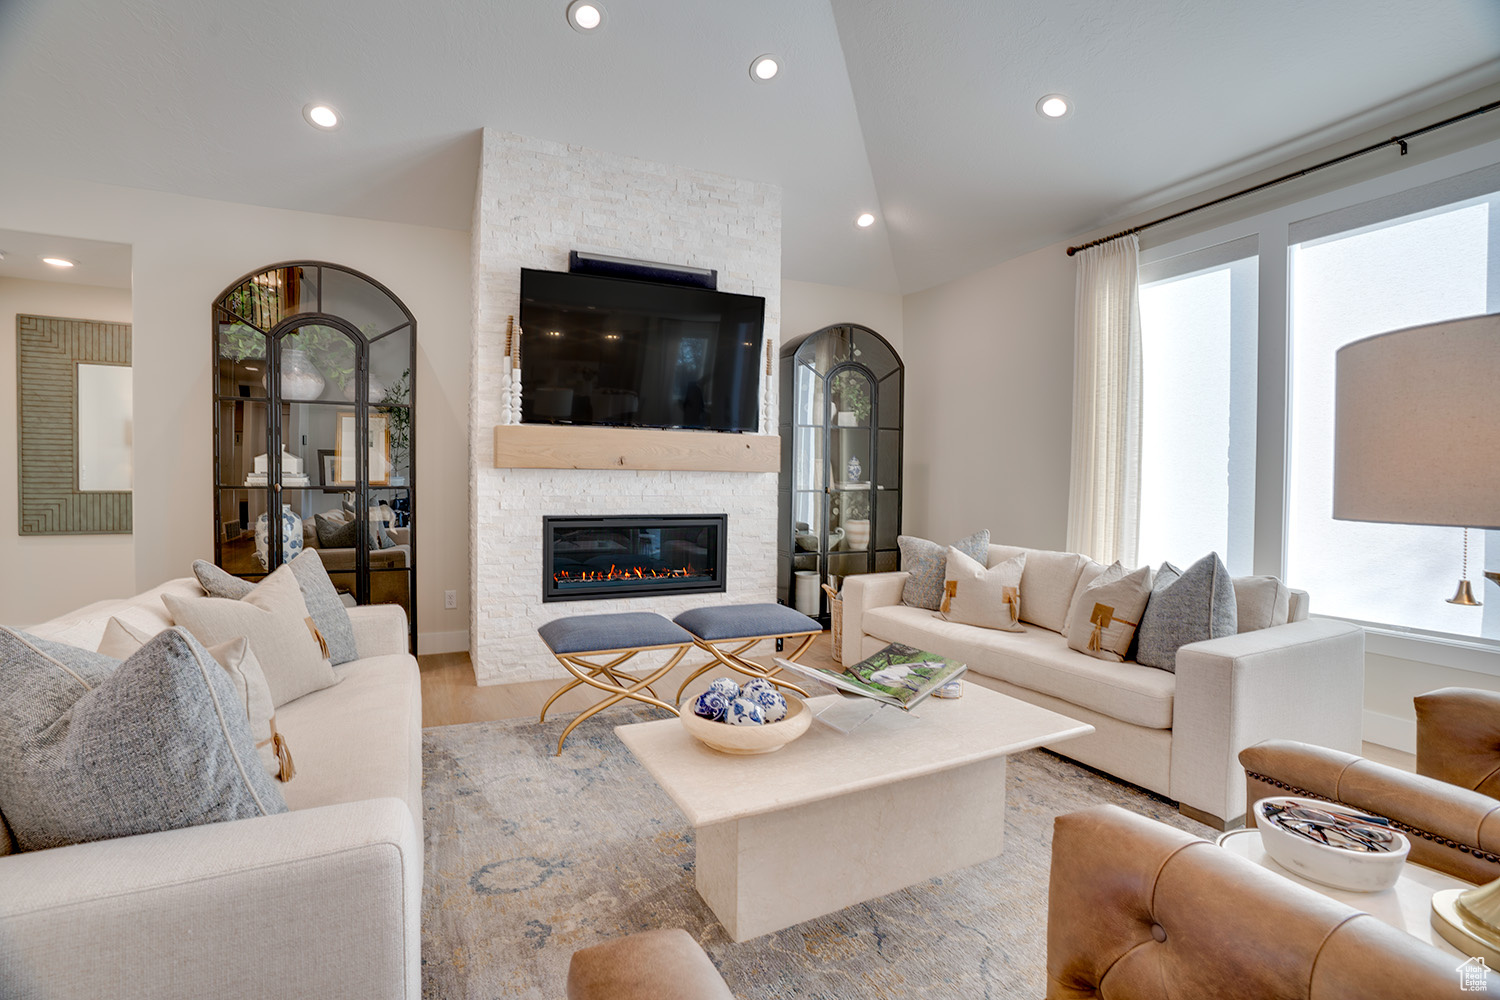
[553,563,702,586]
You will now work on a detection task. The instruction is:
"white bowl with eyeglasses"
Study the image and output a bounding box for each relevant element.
[1253,796,1410,892]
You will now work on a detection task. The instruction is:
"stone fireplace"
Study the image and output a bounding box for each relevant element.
[469,130,782,685]
[543,514,727,602]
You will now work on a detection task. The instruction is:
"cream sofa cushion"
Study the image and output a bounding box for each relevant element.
[1065,562,1154,662]
[164,565,338,708]
[940,549,1025,631]
[863,604,1174,729]
[275,654,423,840]
[1061,559,1109,639]
[989,545,1089,634]
[1233,576,1292,632]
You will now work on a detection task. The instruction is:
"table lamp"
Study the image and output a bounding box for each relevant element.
[1333,312,1500,961]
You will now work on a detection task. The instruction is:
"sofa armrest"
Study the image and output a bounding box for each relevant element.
[1416,687,1500,797]
[1169,618,1364,827]
[349,603,411,658]
[0,798,421,1000]
[839,571,909,665]
[1046,805,1491,999]
[1240,738,1500,884]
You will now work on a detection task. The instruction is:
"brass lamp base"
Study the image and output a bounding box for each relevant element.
[1434,886,1500,964]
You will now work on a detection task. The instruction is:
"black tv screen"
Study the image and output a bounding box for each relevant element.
[519,268,765,432]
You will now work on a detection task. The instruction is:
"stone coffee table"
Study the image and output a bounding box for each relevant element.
[615,682,1092,941]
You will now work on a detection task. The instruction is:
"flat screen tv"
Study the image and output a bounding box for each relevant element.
[519,268,765,432]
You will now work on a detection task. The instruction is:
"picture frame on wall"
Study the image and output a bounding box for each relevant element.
[317,449,343,488]
[335,412,392,486]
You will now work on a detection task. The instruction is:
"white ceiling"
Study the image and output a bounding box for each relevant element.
[0,229,132,289]
[0,0,1497,294]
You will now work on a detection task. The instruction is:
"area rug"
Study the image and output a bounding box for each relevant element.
[421,707,1212,999]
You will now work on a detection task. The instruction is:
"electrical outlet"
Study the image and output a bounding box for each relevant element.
[444,589,457,610]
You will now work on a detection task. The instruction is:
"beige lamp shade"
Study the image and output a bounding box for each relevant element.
[1333,313,1500,529]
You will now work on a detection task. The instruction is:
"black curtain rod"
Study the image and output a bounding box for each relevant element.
[1065,98,1500,256]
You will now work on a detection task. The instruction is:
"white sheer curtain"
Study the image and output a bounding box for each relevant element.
[1066,234,1142,566]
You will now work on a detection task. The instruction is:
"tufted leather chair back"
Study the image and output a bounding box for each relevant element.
[1046,805,1495,999]
[1416,688,1500,800]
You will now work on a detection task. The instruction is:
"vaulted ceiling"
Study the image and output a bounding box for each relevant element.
[1,0,1497,294]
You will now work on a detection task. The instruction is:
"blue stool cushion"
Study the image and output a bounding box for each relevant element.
[673,604,821,642]
[539,613,693,655]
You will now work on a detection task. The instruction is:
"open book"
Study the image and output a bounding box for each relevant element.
[773,642,967,711]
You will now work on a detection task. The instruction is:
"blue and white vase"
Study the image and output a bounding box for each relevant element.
[847,455,862,482]
[255,504,304,570]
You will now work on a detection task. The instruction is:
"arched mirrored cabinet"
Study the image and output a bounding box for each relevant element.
[212,262,417,650]
[778,323,904,624]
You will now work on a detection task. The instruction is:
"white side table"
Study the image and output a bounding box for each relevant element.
[1217,828,1468,957]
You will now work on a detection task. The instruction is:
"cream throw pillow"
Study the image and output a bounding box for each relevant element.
[99,618,294,782]
[164,564,338,709]
[939,548,1025,632]
[1232,575,1292,632]
[1065,561,1154,662]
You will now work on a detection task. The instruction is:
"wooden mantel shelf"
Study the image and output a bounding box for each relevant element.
[494,424,781,473]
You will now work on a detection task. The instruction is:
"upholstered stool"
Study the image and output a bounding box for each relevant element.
[567,928,732,1000]
[538,612,694,755]
[672,603,821,705]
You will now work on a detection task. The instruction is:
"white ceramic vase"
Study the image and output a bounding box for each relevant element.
[845,519,871,551]
[275,348,325,401]
[340,372,388,403]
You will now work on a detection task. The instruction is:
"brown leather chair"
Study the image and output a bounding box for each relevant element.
[1240,687,1500,884]
[1047,804,1497,998]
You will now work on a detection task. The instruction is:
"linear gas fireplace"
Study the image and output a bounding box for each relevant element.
[543,514,727,602]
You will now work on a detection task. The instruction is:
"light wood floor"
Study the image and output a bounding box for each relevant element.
[416,635,1416,772]
[418,632,840,729]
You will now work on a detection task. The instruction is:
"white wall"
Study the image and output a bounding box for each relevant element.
[899,242,1075,547]
[0,172,472,650]
[0,278,135,624]
[782,279,903,355]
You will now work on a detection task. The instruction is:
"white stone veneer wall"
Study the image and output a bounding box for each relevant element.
[470,130,782,685]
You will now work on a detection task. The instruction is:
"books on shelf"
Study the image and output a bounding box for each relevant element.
[773,642,967,711]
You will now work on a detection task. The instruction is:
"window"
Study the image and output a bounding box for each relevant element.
[1136,240,1258,574]
[1287,192,1499,641]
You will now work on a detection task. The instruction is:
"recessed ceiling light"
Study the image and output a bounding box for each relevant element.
[302,103,341,130]
[855,212,876,229]
[750,54,780,82]
[1036,94,1071,119]
[41,256,75,268]
[567,1,604,31]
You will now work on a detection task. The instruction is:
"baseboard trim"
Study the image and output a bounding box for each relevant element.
[1363,709,1417,754]
[419,630,470,655]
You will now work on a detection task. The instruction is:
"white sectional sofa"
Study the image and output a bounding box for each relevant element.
[841,545,1365,828]
[0,580,423,1000]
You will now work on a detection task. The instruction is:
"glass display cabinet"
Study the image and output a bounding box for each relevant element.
[212,262,417,650]
[778,323,904,625]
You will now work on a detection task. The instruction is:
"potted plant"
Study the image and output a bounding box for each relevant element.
[832,371,871,427]
[379,368,412,485]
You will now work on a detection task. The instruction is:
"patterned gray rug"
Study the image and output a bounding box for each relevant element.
[421,706,1210,999]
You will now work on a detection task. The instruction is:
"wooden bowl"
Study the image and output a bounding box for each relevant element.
[679,693,811,755]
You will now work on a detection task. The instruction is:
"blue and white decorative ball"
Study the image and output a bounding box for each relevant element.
[707,677,741,701]
[692,690,731,722]
[743,678,776,700]
[750,687,787,722]
[727,697,766,726]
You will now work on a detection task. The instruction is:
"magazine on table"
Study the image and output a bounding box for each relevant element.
[773,642,967,711]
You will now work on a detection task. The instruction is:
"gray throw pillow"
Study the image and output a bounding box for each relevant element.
[898,530,991,610]
[315,511,392,550]
[193,551,358,665]
[192,559,256,599]
[0,626,288,852]
[1135,553,1238,672]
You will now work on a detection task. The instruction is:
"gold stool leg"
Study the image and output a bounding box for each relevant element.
[551,645,688,755]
